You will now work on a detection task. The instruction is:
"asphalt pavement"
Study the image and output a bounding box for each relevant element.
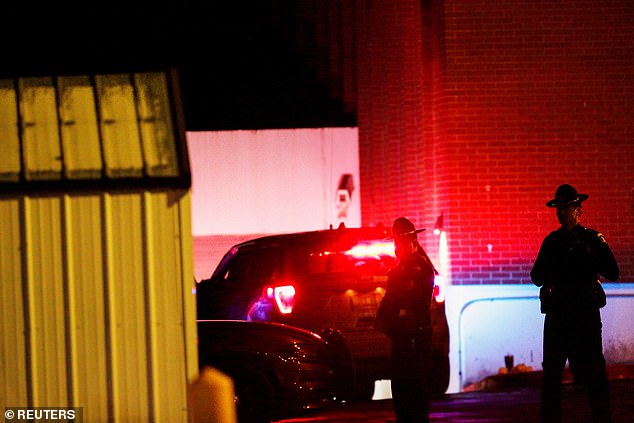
[276,367,634,423]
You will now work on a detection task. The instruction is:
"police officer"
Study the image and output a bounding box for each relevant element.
[531,184,619,423]
[375,217,437,423]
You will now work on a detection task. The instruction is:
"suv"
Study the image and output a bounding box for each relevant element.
[195,225,450,398]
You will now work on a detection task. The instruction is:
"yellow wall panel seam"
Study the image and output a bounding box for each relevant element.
[63,195,78,408]
[164,191,190,422]
[177,193,198,385]
[101,193,116,422]
[178,193,198,423]
[173,194,192,422]
[21,197,35,407]
[142,191,157,422]
[61,195,74,406]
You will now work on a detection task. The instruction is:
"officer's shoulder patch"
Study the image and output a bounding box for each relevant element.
[597,233,608,244]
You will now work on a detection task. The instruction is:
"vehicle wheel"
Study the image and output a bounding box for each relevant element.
[429,354,450,398]
[320,328,356,400]
[232,368,277,423]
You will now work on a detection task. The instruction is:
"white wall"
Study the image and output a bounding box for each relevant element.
[186,128,360,236]
[445,283,634,393]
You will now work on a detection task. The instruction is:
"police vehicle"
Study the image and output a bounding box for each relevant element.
[195,224,450,398]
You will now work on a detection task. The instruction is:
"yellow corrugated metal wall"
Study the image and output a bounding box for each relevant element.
[1,70,197,421]
[1,191,197,422]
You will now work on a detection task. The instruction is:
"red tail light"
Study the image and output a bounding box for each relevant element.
[433,275,445,303]
[267,285,296,314]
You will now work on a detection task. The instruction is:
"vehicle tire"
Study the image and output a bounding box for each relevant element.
[231,368,277,423]
[320,328,356,401]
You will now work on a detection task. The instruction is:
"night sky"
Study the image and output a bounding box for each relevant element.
[2,2,354,131]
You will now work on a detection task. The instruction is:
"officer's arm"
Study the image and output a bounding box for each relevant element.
[374,274,397,335]
[592,233,620,282]
[530,236,552,287]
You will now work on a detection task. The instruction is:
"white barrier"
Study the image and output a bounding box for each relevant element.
[444,283,634,392]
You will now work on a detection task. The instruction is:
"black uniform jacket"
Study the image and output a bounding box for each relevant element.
[374,249,435,338]
[530,224,619,312]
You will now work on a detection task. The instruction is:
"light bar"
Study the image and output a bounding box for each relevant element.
[345,242,395,259]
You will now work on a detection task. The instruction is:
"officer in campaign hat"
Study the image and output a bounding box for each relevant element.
[531,184,619,423]
[545,183,589,207]
[375,217,437,423]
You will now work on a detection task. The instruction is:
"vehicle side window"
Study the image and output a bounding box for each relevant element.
[211,245,282,290]
[246,246,282,287]
[215,250,252,288]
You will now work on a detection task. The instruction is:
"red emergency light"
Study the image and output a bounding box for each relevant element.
[267,285,297,314]
[344,241,395,259]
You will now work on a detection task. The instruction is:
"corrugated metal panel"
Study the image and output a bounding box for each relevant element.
[64,194,109,421]
[1,190,196,422]
[24,196,68,405]
[135,73,179,177]
[105,193,151,421]
[0,80,21,182]
[96,75,145,178]
[144,192,190,421]
[177,195,198,385]
[19,78,63,180]
[0,198,28,405]
[58,77,103,179]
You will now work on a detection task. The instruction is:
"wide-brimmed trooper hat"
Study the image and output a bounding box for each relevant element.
[388,217,426,240]
[545,184,589,208]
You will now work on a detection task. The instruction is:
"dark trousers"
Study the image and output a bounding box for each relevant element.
[391,331,431,423]
[541,309,611,423]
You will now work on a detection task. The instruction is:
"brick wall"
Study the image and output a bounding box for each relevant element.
[356,0,634,284]
[356,0,432,228]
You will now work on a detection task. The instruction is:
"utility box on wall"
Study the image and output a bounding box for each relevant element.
[0,70,198,421]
